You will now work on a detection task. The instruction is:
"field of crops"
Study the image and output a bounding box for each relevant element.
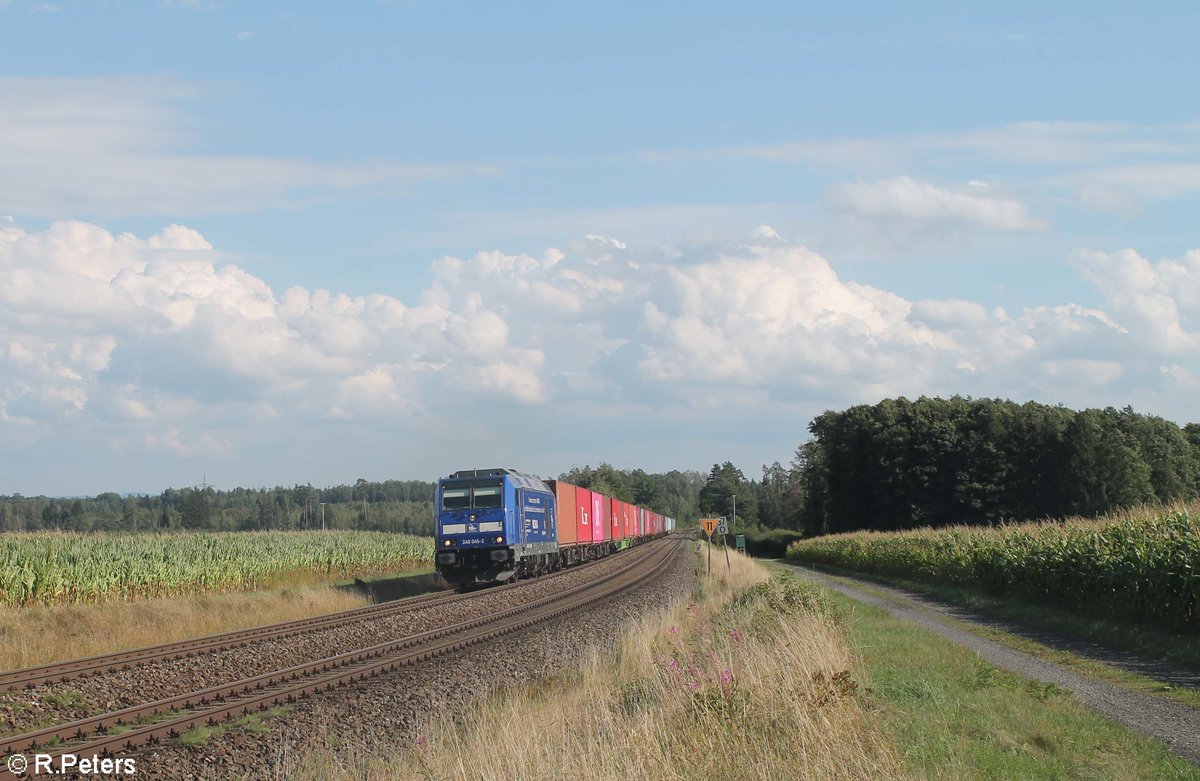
[786,503,1200,630]
[0,530,433,608]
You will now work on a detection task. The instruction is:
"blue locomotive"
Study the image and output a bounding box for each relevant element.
[434,468,559,587]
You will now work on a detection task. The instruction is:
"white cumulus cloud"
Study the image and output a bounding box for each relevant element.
[3,218,1198,492]
[829,176,1042,230]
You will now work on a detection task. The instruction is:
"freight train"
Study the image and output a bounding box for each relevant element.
[433,468,675,587]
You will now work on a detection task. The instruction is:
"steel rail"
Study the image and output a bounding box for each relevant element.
[1,536,681,772]
[0,590,456,693]
[0,538,657,693]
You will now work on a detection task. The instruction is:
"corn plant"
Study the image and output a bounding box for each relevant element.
[786,503,1200,630]
[0,531,433,608]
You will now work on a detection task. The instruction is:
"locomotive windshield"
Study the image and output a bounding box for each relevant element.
[440,480,504,511]
[441,487,471,510]
[473,484,503,508]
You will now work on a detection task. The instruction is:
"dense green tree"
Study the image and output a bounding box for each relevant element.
[793,397,1197,534]
[1113,408,1198,502]
[699,462,758,526]
[560,463,701,522]
[1062,408,1155,516]
[180,488,213,529]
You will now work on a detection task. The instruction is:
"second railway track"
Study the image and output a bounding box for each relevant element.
[1,535,683,777]
[0,541,653,694]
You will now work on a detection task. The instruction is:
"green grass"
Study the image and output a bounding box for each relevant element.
[801,576,1200,780]
[785,561,1200,708]
[43,690,89,709]
[178,706,292,746]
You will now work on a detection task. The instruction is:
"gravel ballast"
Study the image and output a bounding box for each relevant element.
[0,544,672,739]
[20,543,697,780]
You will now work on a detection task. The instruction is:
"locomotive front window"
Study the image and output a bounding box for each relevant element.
[473,484,503,509]
[442,487,471,510]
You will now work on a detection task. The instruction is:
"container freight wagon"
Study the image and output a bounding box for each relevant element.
[611,499,629,549]
[601,495,613,542]
[435,468,673,588]
[574,485,592,544]
[591,492,604,543]
[547,480,578,546]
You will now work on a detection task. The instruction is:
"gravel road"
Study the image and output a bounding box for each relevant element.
[780,561,1200,766]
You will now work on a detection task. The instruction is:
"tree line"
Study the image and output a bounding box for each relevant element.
[0,479,436,535]
[556,464,707,524]
[1,469,712,536]
[743,397,1200,535]
[8,397,1195,538]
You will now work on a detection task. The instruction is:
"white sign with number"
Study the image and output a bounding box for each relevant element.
[717,521,728,535]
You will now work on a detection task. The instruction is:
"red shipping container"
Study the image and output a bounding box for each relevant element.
[613,499,625,540]
[574,486,592,544]
[591,492,604,543]
[601,495,613,542]
[547,480,578,545]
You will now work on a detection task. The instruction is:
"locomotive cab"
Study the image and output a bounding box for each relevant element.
[435,468,557,587]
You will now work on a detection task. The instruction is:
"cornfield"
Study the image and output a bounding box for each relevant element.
[786,503,1200,630]
[0,531,433,608]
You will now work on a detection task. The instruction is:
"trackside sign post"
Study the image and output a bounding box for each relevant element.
[699,518,721,574]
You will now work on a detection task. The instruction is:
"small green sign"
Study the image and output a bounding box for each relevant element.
[735,534,746,550]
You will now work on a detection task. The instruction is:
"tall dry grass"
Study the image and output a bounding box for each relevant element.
[0,586,370,671]
[284,546,906,781]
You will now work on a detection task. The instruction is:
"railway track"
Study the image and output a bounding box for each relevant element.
[0,589,452,693]
[1,536,682,778]
[0,543,647,694]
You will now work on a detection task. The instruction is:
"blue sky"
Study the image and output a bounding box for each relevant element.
[2,1,1198,495]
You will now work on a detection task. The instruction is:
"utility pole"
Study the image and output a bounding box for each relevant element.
[320,502,326,531]
[726,494,736,570]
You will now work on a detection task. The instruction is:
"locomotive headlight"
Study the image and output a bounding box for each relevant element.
[495,536,504,543]
[443,539,452,546]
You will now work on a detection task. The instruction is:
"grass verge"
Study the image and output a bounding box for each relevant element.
[785,561,1200,708]
[809,579,1200,780]
[0,585,371,672]
[283,547,907,781]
